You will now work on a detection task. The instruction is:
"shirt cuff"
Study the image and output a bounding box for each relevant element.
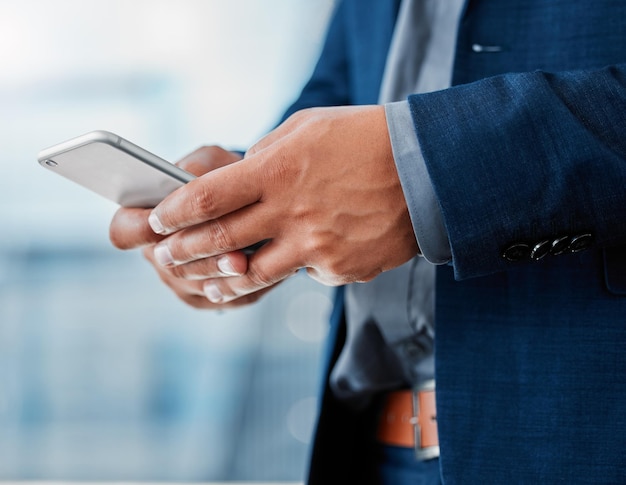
[384,101,452,264]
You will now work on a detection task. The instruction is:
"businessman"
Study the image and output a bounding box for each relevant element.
[110,0,626,483]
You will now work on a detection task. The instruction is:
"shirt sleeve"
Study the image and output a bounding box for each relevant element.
[385,101,452,264]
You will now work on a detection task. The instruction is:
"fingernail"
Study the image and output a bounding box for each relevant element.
[154,244,174,266]
[148,212,165,234]
[217,256,240,276]
[204,283,223,303]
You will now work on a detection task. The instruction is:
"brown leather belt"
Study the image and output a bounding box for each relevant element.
[376,380,439,460]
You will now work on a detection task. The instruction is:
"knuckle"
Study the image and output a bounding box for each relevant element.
[247,266,274,289]
[190,183,217,220]
[208,220,234,253]
[291,107,313,122]
[168,264,188,279]
[301,234,330,263]
[273,152,292,182]
[245,141,260,157]
[311,249,354,284]
[327,253,351,276]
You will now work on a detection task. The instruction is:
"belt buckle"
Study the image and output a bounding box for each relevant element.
[411,379,439,461]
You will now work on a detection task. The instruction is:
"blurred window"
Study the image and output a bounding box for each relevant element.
[0,0,334,481]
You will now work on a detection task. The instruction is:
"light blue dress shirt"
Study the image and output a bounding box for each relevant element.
[330,0,463,406]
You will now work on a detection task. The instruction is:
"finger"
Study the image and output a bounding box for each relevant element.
[203,282,279,307]
[143,247,266,309]
[148,160,261,235]
[152,205,271,266]
[110,207,164,249]
[176,146,242,176]
[158,272,260,309]
[201,240,300,303]
[167,251,248,280]
[181,290,271,309]
[145,247,222,304]
[144,247,207,294]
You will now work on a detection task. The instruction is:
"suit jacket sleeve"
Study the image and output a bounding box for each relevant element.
[407,65,626,280]
[279,1,352,122]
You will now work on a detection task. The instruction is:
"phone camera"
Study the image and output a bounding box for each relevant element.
[45,159,58,167]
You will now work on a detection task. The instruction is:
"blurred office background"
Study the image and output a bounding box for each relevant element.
[0,0,335,481]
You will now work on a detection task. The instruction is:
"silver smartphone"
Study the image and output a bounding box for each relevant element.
[37,130,196,208]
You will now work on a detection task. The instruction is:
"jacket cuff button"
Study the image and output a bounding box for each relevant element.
[530,239,552,260]
[502,243,530,262]
[568,233,593,253]
[550,236,571,256]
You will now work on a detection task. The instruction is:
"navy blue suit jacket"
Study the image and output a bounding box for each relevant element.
[282,1,626,483]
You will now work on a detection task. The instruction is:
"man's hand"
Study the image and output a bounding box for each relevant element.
[109,146,270,309]
[147,105,419,304]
